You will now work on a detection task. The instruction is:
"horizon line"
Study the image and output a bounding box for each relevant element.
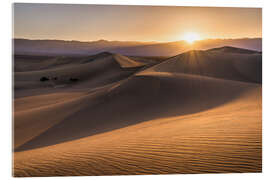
[13,37,262,44]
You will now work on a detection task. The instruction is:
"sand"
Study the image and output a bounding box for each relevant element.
[13,47,262,176]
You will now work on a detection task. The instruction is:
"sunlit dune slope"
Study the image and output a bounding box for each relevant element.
[113,53,145,68]
[14,91,88,148]
[14,74,261,176]
[144,47,261,83]
[13,46,262,176]
[15,72,259,152]
[14,51,147,148]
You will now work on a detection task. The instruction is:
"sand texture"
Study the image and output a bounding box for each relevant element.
[13,47,262,176]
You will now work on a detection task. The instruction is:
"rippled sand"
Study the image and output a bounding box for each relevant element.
[13,82,261,176]
[13,49,262,176]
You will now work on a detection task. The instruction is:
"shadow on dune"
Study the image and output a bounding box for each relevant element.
[15,72,259,152]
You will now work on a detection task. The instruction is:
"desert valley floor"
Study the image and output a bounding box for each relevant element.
[13,47,262,176]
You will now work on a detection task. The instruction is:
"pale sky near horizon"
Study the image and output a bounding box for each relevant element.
[13,3,262,42]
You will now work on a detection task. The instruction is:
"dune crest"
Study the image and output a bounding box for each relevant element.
[143,47,262,83]
[13,47,262,176]
[113,53,145,68]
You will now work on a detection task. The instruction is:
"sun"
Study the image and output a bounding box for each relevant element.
[182,32,201,44]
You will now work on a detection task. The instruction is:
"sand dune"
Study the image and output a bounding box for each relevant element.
[206,46,261,54]
[145,47,261,83]
[113,54,145,68]
[13,47,262,176]
[13,77,261,176]
[14,92,87,148]
[14,52,146,94]
[15,72,259,151]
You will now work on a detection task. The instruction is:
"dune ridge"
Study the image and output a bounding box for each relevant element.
[14,84,261,176]
[14,52,145,93]
[144,49,262,83]
[15,72,259,151]
[13,46,262,176]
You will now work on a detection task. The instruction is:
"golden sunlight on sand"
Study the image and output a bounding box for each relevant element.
[13,47,262,176]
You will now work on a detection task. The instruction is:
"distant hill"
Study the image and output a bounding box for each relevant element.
[13,38,262,57]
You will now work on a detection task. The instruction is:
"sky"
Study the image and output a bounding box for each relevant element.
[13,3,262,42]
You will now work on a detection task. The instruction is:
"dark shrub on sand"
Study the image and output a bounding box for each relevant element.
[40,77,49,81]
[69,78,79,82]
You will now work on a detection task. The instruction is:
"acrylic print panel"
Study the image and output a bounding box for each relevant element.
[13,3,262,177]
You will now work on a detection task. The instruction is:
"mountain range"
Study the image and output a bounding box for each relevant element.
[14,38,262,56]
